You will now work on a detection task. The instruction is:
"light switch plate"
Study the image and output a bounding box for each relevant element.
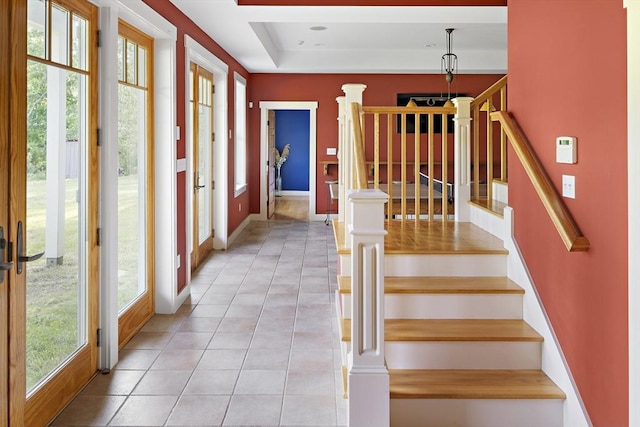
[562,175,575,198]
[327,147,337,155]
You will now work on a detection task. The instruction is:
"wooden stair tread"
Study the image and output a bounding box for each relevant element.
[340,319,543,342]
[333,220,508,255]
[389,369,566,399]
[469,198,507,217]
[338,276,524,295]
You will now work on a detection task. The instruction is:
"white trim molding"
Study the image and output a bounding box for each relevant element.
[259,101,320,220]
[184,35,229,255]
[626,1,640,426]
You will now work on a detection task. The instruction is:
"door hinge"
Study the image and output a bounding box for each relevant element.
[97,128,101,146]
[212,132,215,142]
[96,228,101,246]
[212,84,215,94]
[211,180,215,190]
[97,328,102,347]
[212,229,215,238]
[97,30,101,48]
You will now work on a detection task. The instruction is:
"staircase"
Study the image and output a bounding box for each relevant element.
[334,216,566,427]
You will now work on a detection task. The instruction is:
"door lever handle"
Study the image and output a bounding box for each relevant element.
[16,221,43,274]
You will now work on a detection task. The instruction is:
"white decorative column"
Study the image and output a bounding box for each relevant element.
[341,83,367,248]
[336,96,346,222]
[45,66,67,266]
[453,97,473,222]
[348,189,389,427]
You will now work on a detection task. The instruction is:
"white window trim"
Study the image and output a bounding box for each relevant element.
[95,0,177,369]
[234,72,248,197]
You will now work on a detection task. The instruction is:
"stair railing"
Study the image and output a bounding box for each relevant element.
[491,111,590,252]
[469,75,508,202]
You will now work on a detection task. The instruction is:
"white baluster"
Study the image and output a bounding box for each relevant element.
[341,84,367,249]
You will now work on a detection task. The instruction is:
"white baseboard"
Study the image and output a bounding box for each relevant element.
[502,207,592,427]
[228,215,252,247]
[278,190,309,196]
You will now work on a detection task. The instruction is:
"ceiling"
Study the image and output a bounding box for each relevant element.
[168,0,507,74]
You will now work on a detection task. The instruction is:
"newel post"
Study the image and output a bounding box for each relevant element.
[348,189,389,427]
[341,83,367,249]
[453,97,473,222]
[336,96,346,223]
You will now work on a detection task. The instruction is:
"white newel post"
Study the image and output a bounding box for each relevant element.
[348,189,389,427]
[453,97,473,222]
[341,83,367,249]
[336,96,346,223]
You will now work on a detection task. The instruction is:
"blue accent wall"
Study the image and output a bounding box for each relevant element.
[275,110,310,191]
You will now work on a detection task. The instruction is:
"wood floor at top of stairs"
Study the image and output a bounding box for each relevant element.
[333,219,508,255]
[338,276,524,294]
[340,318,543,342]
[389,369,566,400]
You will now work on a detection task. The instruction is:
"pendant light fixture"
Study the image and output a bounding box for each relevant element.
[441,28,457,108]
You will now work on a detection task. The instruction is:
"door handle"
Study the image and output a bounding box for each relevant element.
[16,221,43,274]
[194,172,205,191]
[0,226,13,283]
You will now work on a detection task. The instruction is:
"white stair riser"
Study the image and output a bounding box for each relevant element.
[338,253,507,277]
[385,341,542,369]
[391,398,563,427]
[340,294,523,319]
[494,180,508,204]
[470,204,506,241]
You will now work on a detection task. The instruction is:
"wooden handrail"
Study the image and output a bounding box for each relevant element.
[470,75,508,110]
[491,111,589,252]
[350,102,368,190]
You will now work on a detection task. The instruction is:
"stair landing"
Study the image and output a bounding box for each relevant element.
[333,219,508,255]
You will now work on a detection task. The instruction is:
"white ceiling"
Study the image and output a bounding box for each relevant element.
[169,0,507,74]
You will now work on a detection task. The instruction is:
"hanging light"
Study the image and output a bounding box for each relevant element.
[441,28,457,108]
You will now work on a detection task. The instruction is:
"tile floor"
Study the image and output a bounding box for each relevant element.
[51,220,347,427]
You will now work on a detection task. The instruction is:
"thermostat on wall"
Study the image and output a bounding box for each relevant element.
[556,136,577,164]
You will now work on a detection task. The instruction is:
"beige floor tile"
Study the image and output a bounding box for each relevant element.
[50,395,125,426]
[250,332,293,349]
[196,349,246,370]
[81,370,145,396]
[109,395,178,426]
[165,332,213,349]
[150,349,204,370]
[292,331,335,350]
[123,332,173,350]
[234,369,286,394]
[217,317,259,333]
[243,348,290,370]
[190,304,229,318]
[289,349,334,371]
[223,395,282,426]
[114,349,160,370]
[178,316,222,333]
[285,370,335,395]
[132,370,191,395]
[165,395,230,426]
[225,304,263,319]
[183,369,239,394]
[281,395,337,426]
[208,332,253,350]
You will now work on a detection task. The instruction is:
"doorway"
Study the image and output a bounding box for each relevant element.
[259,101,319,220]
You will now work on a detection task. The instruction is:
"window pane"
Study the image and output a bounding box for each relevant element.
[51,4,69,65]
[27,0,47,59]
[26,61,88,391]
[117,84,147,311]
[126,40,136,85]
[71,14,87,71]
[137,46,146,87]
[117,36,125,82]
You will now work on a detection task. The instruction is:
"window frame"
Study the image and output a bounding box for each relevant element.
[233,72,247,197]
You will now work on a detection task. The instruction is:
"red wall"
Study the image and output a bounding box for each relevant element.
[248,73,503,214]
[143,0,250,289]
[508,1,628,425]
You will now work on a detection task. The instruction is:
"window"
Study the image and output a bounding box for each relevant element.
[234,72,247,196]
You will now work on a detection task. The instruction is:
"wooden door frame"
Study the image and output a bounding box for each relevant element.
[259,101,319,220]
[0,0,11,424]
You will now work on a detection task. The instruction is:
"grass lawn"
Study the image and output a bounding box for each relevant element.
[25,174,141,390]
